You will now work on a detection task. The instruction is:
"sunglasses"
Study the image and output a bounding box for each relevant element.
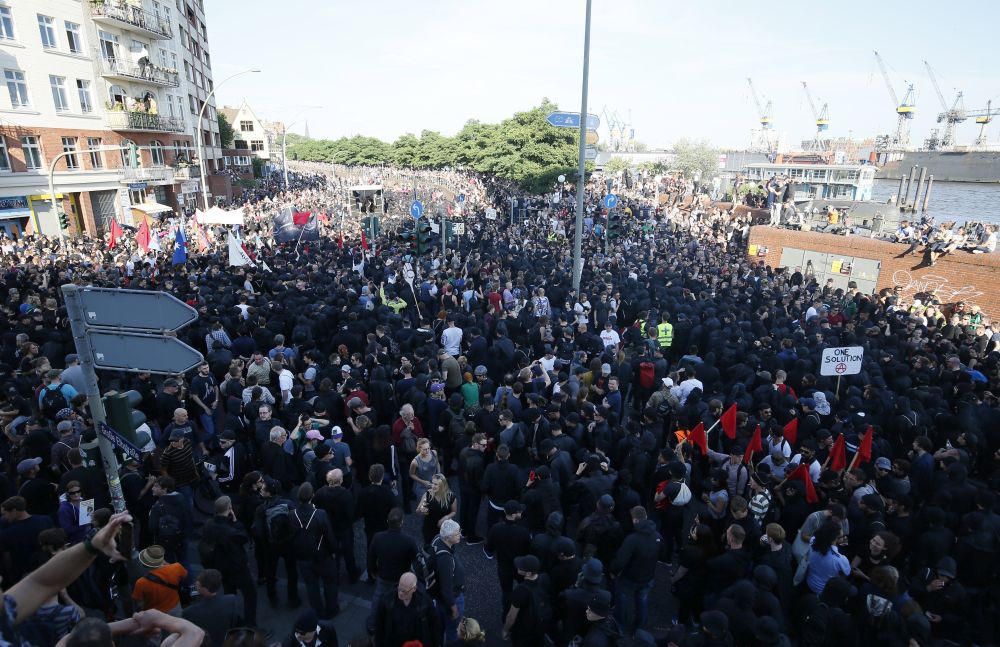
[68,490,82,495]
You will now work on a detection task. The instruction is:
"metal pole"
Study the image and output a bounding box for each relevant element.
[903,165,918,209]
[61,284,126,514]
[922,175,934,212]
[572,0,593,293]
[282,128,289,188]
[442,212,447,259]
[912,166,927,213]
[896,176,906,206]
[198,69,261,210]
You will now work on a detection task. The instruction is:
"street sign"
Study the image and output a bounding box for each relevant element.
[586,130,599,145]
[457,194,465,203]
[546,112,601,130]
[128,182,147,191]
[485,208,497,220]
[88,331,204,375]
[454,222,466,235]
[820,346,864,376]
[79,288,197,332]
[98,422,140,461]
[602,194,619,209]
[585,147,598,161]
[410,200,424,219]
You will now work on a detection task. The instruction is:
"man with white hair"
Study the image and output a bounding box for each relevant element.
[260,426,297,492]
[432,519,466,642]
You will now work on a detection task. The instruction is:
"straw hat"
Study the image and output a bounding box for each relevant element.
[138,545,166,569]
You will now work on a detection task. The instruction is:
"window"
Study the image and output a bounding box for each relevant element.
[62,137,79,170]
[119,139,135,167]
[188,94,197,114]
[0,138,10,172]
[50,75,69,112]
[76,80,92,113]
[183,61,192,81]
[108,84,126,108]
[234,140,248,150]
[5,70,28,108]
[0,7,14,40]
[20,136,42,170]
[223,156,231,166]
[250,140,264,152]
[37,15,56,48]
[87,137,103,168]
[240,120,253,132]
[64,21,82,54]
[150,140,164,165]
[99,30,119,61]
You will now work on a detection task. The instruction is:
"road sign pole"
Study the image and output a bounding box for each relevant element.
[442,212,447,259]
[61,284,126,514]
[572,0,593,294]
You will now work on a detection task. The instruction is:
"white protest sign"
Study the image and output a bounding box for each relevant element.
[820,346,864,376]
[485,208,497,220]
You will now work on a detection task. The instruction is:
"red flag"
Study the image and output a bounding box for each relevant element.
[360,230,369,251]
[687,422,708,455]
[292,211,311,226]
[829,434,847,471]
[786,464,818,504]
[135,221,150,253]
[108,218,124,250]
[338,231,344,250]
[318,212,329,223]
[743,424,762,465]
[783,418,798,446]
[720,403,737,440]
[857,425,874,464]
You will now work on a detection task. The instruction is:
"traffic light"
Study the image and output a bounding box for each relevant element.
[362,216,381,240]
[102,390,146,445]
[58,211,69,229]
[607,209,622,239]
[416,220,432,255]
[398,222,417,256]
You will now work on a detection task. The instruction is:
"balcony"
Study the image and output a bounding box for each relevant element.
[99,57,180,88]
[173,165,196,180]
[107,110,185,133]
[118,165,175,184]
[90,1,172,39]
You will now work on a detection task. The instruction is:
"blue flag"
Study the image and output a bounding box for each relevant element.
[171,227,187,265]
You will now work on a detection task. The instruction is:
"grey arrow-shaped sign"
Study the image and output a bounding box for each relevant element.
[88,331,204,375]
[79,288,198,332]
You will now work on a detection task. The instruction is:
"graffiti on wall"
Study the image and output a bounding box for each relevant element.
[891,269,984,304]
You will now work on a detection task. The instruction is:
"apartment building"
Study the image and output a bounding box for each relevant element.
[0,0,229,238]
[220,100,282,174]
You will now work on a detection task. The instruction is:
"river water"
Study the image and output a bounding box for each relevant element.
[871,179,1000,225]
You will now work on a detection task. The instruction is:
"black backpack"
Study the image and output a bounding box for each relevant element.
[264,502,293,544]
[526,583,554,632]
[292,508,321,560]
[40,385,69,421]
[411,543,449,595]
[154,502,182,545]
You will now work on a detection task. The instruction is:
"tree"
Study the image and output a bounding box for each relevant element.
[217,113,235,148]
[672,139,719,180]
[603,156,631,175]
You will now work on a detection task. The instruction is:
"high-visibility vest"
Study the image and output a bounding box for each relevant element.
[636,318,647,335]
[657,322,674,348]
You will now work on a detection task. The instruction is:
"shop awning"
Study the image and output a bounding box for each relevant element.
[131,202,173,214]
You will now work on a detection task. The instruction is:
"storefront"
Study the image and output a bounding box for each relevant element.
[0,196,31,238]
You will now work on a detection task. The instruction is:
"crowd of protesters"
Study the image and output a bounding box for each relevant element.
[0,158,996,647]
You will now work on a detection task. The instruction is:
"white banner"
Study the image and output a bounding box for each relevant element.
[228,232,254,267]
[196,206,244,225]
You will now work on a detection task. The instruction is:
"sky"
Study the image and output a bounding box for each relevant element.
[205,0,1000,151]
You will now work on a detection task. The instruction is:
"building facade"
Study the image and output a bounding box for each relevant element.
[220,100,281,174]
[0,0,228,238]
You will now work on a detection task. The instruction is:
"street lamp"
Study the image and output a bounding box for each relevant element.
[197,68,260,210]
[281,106,322,187]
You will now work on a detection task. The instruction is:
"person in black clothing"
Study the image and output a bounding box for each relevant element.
[313,468,359,583]
[432,519,466,643]
[577,494,623,566]
[252,476,299,608]
[291,483,339,619]
[521,465,561,535]
[366,507,418,634]
[559,558,608,646]
[457,432,487,543]
[373,571,440,647]
[198,495,257,626]
[705,523,751,597]
[502,554,550,647]
[357,463,396,554]
[16,458,57,517]
[480,444,520,537]
[485,499,531,620]
[610,506,661,634]
[260,426,300,493]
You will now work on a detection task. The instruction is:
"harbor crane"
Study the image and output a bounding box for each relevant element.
[969,100,995,146]
[746,78,778,153]
[924,60,966,148]
[801,81,830,151]
[873,50,915,149]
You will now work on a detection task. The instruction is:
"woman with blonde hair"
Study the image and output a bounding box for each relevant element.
[449,616,487,645]
[416,472,457,545]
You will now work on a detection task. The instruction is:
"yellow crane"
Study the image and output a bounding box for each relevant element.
[873,50,915,149]
[801,81,830,151]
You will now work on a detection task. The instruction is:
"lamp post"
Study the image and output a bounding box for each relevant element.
[572,0,593,293]
[197,68,260,210]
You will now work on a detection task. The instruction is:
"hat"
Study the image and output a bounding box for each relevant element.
[555,536,576,557]
[314,444,332,459]
[600,363,611,374]
[294,608,318,634]
[16,457,42,475]
[514,554,541,573]
[168,428,186,441]
[534,465,551,480]
[935,556,957,579]
[504,500,525,515]
[861,493,884,510]
[581,558,604,584]
[56,420,74,433]
[700,610,729,637]
[330,426,344,439]
[474,365,488,376]
[346,397,364,409]
[799,397,816,408]
[65,354,79,364]
[138,545,166,569]
[662,377,674,388]
[429,383,445,393]
[756,370,772,382]
[754,616,781,643]
[56,408,75,420]
[597,494,615,510]
[305,429,324,441]
[340,364,352,373]
[219,429,236,441]
[587,590,612,618]
[874,457,892,471]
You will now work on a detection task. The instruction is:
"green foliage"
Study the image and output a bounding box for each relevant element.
[638,160,670,175]
[251,158,264,179]
[237,178,257,189]
[672,138,719,180]
[603,156,631,175]
[287,100,581,193]
[217,112,235,148]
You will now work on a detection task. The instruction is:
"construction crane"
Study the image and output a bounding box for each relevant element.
[924,60,966,148]
[873,50,915,149]
[968,100,995,146]
[801,81,830,151]
[746,78,777,153]
[746,78,774,130]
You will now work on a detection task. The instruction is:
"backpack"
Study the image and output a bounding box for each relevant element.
[525,583,554,631]
[292,508,321,560]
[41,385,69,421]
[197,533,219,569]
[264,502,293,544]
[638,362,656,389]
[154,502,182,545]
[502,423,525,450]
[411,543,450,595]
[400,425,418,454]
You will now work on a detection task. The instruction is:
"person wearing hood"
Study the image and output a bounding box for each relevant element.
[610,506,661,634]
[578,590,623,647]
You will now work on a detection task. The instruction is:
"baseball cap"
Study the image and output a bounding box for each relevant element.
[169,428,186,441]
[514,554,540,573]
[799,397,816,408]
[601,363,611,374]
[16,457,42,475]
[587,590,612,618]
[305,429,323,441]
[330,426,344,439]
[581,558,604,584]
[555,537,576,557]
[56,420,74,433]
[341,364,351,373]
[219,429,237,441]
[874,457,892,471]
[430,383,445,393]
[598,494,615,510]
[662,377,674,388]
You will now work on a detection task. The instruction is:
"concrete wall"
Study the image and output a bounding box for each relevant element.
[747,225,1000,317]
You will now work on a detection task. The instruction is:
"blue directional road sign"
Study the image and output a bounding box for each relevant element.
[602,194,619,209]
[457,194,465,203]
[98,422,141,461]
[78,288,197,332]
[410,200,424,219]
[88,330,204,375]
[546,112,601,130]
